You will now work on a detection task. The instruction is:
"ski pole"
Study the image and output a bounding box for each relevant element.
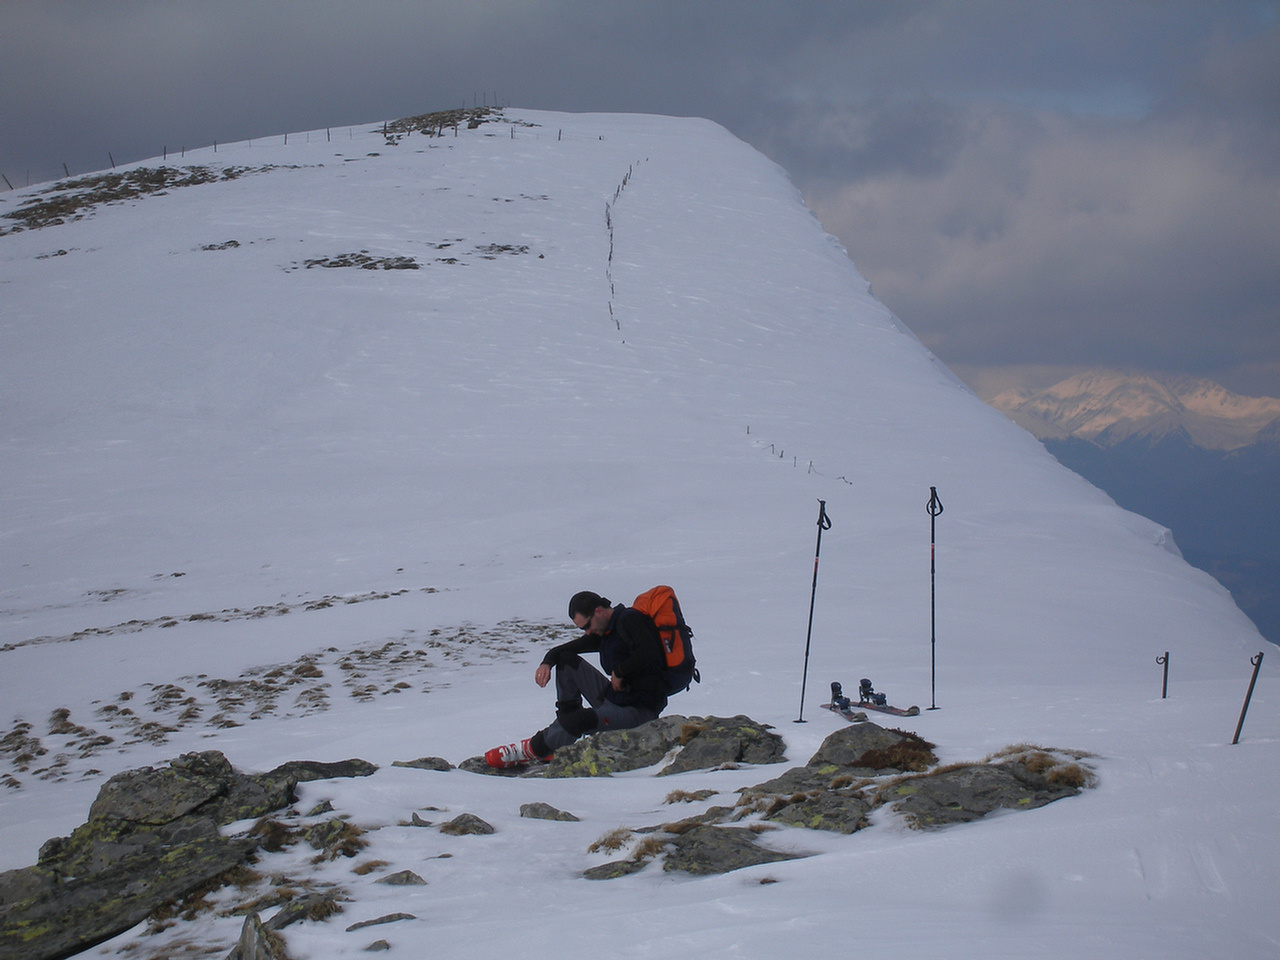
[796,499,832,723]
[1156,652,1169,699]
[927,486,943,710]
[1231,651,1264,745]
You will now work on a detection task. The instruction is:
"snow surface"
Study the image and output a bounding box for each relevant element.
[0,109,1275,959]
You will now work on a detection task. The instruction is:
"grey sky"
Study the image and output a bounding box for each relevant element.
[3,0,1278,397]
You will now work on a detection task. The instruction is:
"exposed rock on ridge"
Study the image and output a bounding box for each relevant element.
[0,751,375,960]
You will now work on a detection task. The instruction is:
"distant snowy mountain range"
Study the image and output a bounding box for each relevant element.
[990,370,1280,646]
[989,370,1280,450]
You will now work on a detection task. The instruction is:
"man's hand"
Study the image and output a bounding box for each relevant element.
[610,672,624,692]
[535,663,551,687]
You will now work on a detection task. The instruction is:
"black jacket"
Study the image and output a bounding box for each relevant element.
[542,605,668,711]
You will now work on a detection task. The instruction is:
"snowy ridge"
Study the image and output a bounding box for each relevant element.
[0,109,1275,959]
[991,369,1280,449]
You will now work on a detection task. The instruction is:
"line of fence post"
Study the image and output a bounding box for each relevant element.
[1232,651,1265,744]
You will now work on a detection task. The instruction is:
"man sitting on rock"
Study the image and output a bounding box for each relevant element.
[485,591,670,768]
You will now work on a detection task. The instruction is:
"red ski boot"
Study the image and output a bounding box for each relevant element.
[484,738,551,769]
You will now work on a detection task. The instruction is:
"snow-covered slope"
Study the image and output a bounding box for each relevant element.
[1,109,1274,959]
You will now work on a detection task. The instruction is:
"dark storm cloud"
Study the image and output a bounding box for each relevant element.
[2,0,1277,395]
[733,3,1280,395]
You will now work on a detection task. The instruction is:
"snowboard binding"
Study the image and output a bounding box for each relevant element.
[858,678,888,707]
[830,681,851,711]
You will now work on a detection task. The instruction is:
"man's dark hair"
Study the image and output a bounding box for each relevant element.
[568,591,610,620]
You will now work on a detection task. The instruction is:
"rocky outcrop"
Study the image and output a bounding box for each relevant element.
[0,719,1097,956]
[0,750,375,960]
[580,723,1095,876]
[879,744,1097,828]
[460,715,786,778]
[580,723,939,876]
[734,722,938,834]
[733,727,1093,837]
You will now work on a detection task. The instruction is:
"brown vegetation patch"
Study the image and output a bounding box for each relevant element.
[383,107,506,140]
[0,165,289,234]
[855,729,938,772]
[588,827,633,854]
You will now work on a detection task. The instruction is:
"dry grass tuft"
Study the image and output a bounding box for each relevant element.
[298,896,344,922]
[1046,762,1096,789]
[302,818,369,863]
[658,818,704,836]
[678,721,708,745]
[249,818,298,852]
[857,729,938,772]
[588,827,633,854]
[984,743,1098,789]
[663,789,717,804]
[224,865,265,890]
[734,795,770,816]
[629,836,671,863]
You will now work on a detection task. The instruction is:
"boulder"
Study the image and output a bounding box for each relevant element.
[805,722,935,775]
[657,716,789,775]
[734,722,937,833]
[439,813,495,836]
[227,912,289,960]
[391,757,453,772]
[267,758,378,783]
[661,825,807,875]
[542,715,786,778]
[583,823,809,879]
[582,858,649,880]
[519,802,579,822]
[883,749,1093,829]
[376,870,427,886]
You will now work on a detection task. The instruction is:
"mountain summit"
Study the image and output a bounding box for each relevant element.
[990,370,1280,449]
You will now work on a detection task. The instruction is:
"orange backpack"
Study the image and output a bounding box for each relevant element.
[631,585,699,694]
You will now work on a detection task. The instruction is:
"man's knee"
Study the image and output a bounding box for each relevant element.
[558,706,598,737]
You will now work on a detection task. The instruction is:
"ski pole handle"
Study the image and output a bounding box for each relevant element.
[927,486,944,518]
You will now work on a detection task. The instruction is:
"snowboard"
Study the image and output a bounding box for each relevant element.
[854,700,921,717]
[832,680,920,718]
[822,701,868,723]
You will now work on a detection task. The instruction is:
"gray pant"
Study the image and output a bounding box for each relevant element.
[537,657,659,751]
